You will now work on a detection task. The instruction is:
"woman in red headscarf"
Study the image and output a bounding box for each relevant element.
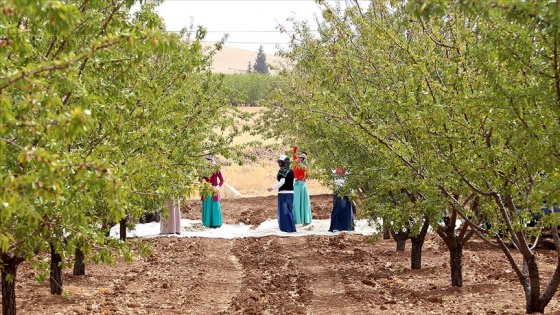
[292,145,312,225]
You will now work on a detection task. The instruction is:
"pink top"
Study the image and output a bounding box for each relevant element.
[203,170,224,201]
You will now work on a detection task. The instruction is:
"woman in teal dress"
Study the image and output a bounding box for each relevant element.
[292,145,312,225]
[202,155,224,228]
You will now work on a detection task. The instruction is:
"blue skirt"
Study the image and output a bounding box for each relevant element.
[278,193,297,232]
[293,181,312,225]
[202,195,222,228]
[329,195,354,232]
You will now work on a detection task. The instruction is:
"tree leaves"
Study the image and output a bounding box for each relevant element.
[262,0,560,311]
[1,0,244,300]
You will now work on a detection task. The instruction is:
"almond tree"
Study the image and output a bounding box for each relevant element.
[407,1,560,313]
[1,2,138,311]
[261,0,447,272]
[265,0,560,313]
[1,1,242,314]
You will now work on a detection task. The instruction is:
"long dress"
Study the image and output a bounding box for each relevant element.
[293,181,311,224]
[292,146,312,225]
[278,193,296,232]
[202,170,224,228]
[329,195,354,232]
[273,166,297,232]
[329,169,354,232]
[160,198,181,234]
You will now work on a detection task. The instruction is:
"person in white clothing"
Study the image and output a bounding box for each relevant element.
[160,198,181,235]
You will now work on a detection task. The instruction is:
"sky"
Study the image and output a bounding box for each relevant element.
[136,0,369,54]
[110,218,377,239]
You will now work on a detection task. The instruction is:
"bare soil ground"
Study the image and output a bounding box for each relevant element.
[8,194,560,315]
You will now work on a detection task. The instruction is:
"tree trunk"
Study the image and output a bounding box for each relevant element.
[410,238,422,269]
[393,233,408,251]
[410,218,430,270]
[73,246,86,276]
[449,242,463,287]
[383,229,390,239]
[382,217,391,239]
[119,217,127,241]
[436,210,465,288]
[396,239,405,251]
[50,243,63,295]
[1,255,22,315]
[521,230,560,314]
[525,289,546,313]
[522,254,546,314]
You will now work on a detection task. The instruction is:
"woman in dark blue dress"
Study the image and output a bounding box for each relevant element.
[267,154,297,233]
[329,168,354,232]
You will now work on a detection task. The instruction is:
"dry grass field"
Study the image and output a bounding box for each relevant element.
[217,106,331,198]
[221,161,331,198]
[202,43,288,75]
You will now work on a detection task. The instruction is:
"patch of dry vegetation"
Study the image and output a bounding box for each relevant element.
[202,43,287,75]
[223,161,331,197]
[217,107,331,198]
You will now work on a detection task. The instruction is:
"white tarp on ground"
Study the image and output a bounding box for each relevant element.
[109,219,377,240]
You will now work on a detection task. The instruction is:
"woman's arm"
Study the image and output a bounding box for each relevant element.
[216,170,224,187]
[269,177,286,191]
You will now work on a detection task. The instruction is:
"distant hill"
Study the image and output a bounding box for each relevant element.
[201,43,288,75]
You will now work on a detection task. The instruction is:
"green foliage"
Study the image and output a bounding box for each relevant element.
[262,0,560,311]
[366,233,382,243]
[263,0,560,234]
[221,73,279,106]
[1,1,244,310]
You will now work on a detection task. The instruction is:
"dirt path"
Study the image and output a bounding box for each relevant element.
[175,238,242,314]
[8,195,560,314]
